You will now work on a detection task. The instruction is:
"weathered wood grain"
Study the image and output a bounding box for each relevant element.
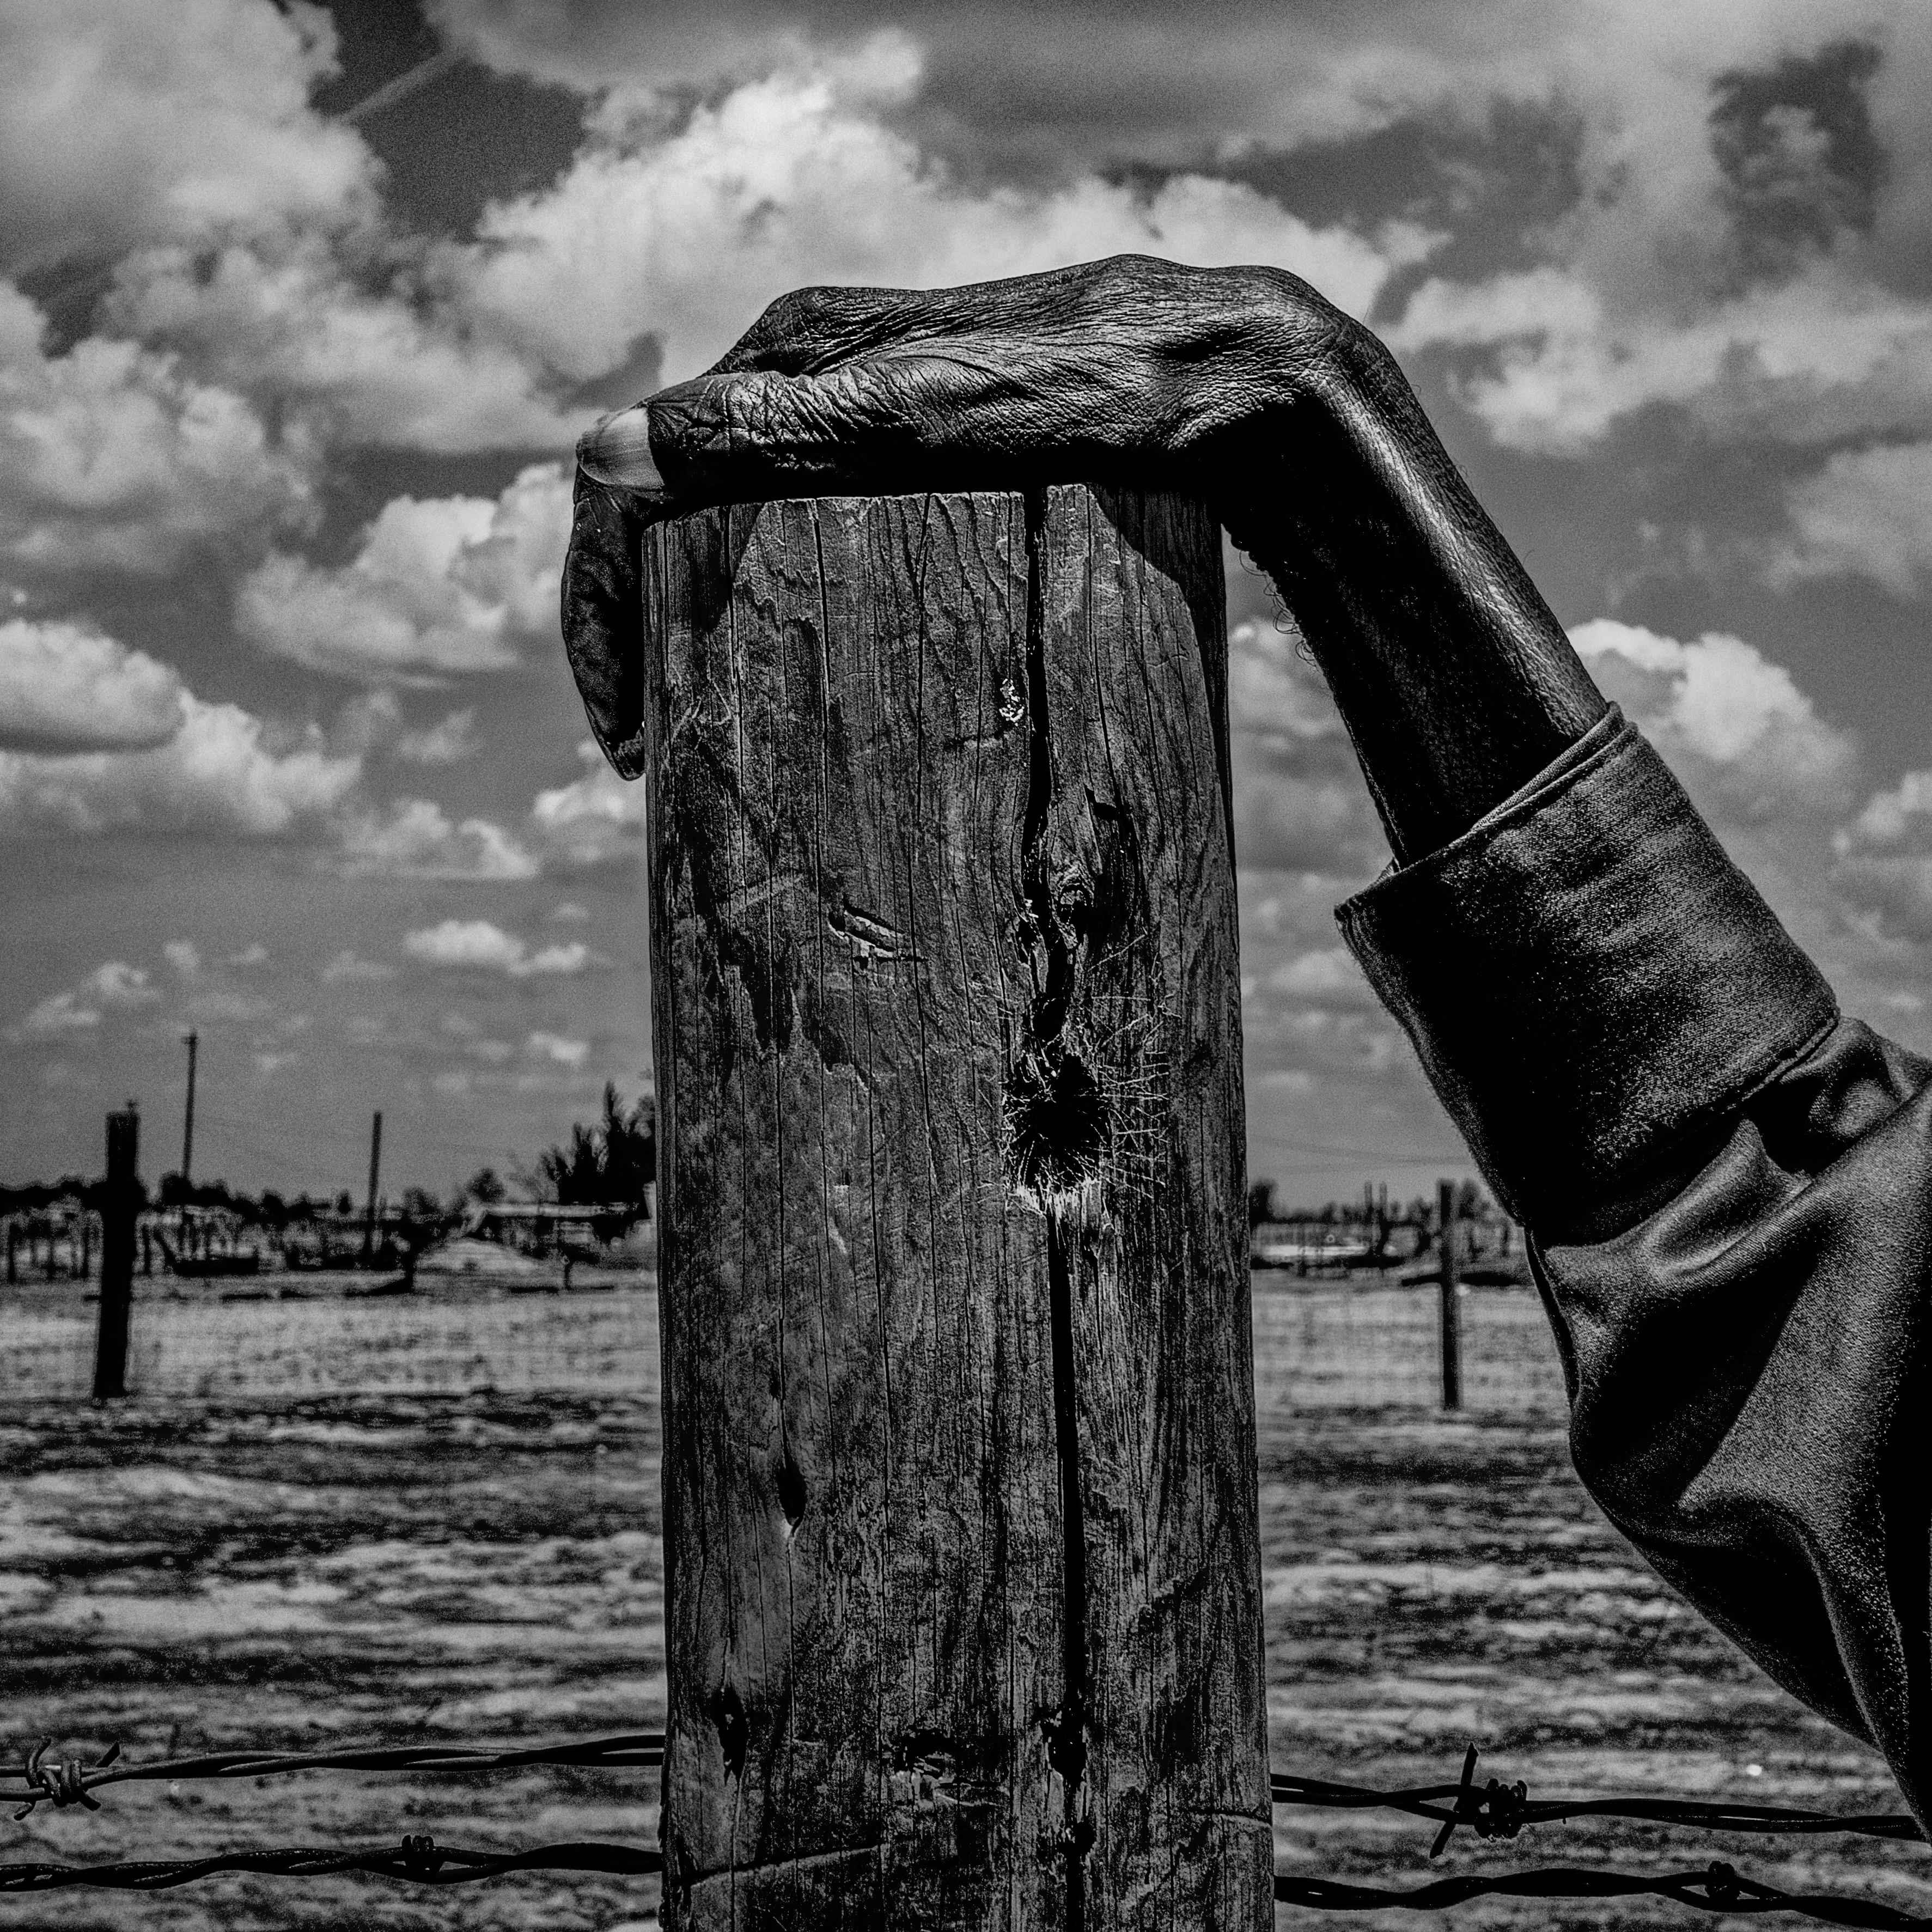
[643,486,1268,1930]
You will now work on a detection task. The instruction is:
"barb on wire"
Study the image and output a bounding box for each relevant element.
[1272,1745,1925,1848]
[1427,1742,1527,1856]
[0,1835,662,1893]
[10,1743,117,1822]
[7,1728,1923,1851]
[1,1732,665,1819]
[5,1833,1932,1929]
[1275,1857,1932,1929]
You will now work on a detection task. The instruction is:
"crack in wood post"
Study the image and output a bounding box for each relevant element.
[1015,487,1094,1930]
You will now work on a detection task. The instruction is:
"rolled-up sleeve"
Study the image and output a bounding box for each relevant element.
[1339,704,1932,1821]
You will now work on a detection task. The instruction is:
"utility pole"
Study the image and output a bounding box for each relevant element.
[180,1029,198,1187]
[362,1110,382,1261]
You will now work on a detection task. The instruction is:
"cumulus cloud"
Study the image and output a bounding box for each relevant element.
[163,940,200,976]
[529,740,649,867]
[103,235,577,454]
[0,284,313,572]
[395,707,482,764]
[11,991,101,1041]
[1770,440,1932,596]
[0,3,574,584]
[10,959,162,1044]
[1342,17,1932,456]
[1830,769,1932,942]
[0,615,186,750]
[404,918,592,976]
[526,1029,589,1066]
[1391,268,1932,454]
[1266,946,1373,1001]
[0,691,359,837]
[1569,619,1857,823]
[0,0,374,273]
[235,463,570,678]
[447,52,1434,387]
[336,799,539,881]
[321,949,395,983]
[1224,619,1387,879]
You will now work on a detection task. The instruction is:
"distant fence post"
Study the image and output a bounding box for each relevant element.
[643,487,1270,1929]
[93,1108,139,1401]
[1437,1178,1462,1411]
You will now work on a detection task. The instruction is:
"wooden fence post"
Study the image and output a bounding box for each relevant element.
[93,1109,138,1400]
[643,487,1270,1929]
[1438,1178,1462,1411]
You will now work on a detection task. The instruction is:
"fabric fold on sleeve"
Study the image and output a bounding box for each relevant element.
[1336,706,1838,1229]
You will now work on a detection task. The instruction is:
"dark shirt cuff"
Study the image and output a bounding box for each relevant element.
[1336,707,1837,1228]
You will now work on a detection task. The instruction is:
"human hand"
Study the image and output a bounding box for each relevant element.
[560,254,1361,770]
[575,254,1356,508]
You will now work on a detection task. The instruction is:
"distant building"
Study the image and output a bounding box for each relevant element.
[462,1199,647,1256]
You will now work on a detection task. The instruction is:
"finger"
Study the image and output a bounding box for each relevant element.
[579,356,1125,510]
[702,261,1142,380]
[705,285,921,377]
[559,474,651,776]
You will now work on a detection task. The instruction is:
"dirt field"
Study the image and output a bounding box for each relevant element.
[2,1272,1927,1929]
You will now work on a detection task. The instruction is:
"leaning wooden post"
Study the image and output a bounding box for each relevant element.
[643,487,1270,1929]
[93,1108,139,1401]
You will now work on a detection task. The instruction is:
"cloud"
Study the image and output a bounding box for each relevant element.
[1769,439,1932,596]
[163,940,200,976]
[1266,946,1373,1001]
[0,284,314,573]
[321,949,395,984]
[396,707,482,764]
[0,615,186,750]
[0,691,359,837]
[526,1029,589,1066]
[529,741,649,867]
[1830,769,1932,942]
[1391,267,1932,454]
[1569,619,1858,824]
[0,0,374,273]
[12,991,101,1041]
[10,959,161,1044]
[1223,620,1387,879]
[104,234,578,454]
[447,51,1434,388]
[404,918,592,976]
[337,798,539,880]
[235,462,570,678]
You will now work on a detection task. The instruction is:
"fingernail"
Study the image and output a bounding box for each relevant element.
[577,403,664,496]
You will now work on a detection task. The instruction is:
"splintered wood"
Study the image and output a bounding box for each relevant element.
[643,486,1269,1931]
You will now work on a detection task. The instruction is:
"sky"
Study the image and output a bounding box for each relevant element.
[7,0,1932,1208]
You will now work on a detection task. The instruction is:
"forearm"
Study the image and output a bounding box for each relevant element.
[1224,314,1606,862]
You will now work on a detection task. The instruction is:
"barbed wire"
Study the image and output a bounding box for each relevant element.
[1274,1746,1926,1852]
[1273,1860,1932,1927]
[4,1837,1931,1925]
[8,1730,1922,1850]
[0,1837,660,1892]
[8,1731,1932,1924]
[4,1733,665,1819]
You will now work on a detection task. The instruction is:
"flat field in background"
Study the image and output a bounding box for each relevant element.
[1,1273,1925,1929]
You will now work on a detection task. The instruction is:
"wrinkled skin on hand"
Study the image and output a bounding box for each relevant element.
[563,254,1603,855]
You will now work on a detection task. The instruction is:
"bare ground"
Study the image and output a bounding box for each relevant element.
[0,1273,1924,1929]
